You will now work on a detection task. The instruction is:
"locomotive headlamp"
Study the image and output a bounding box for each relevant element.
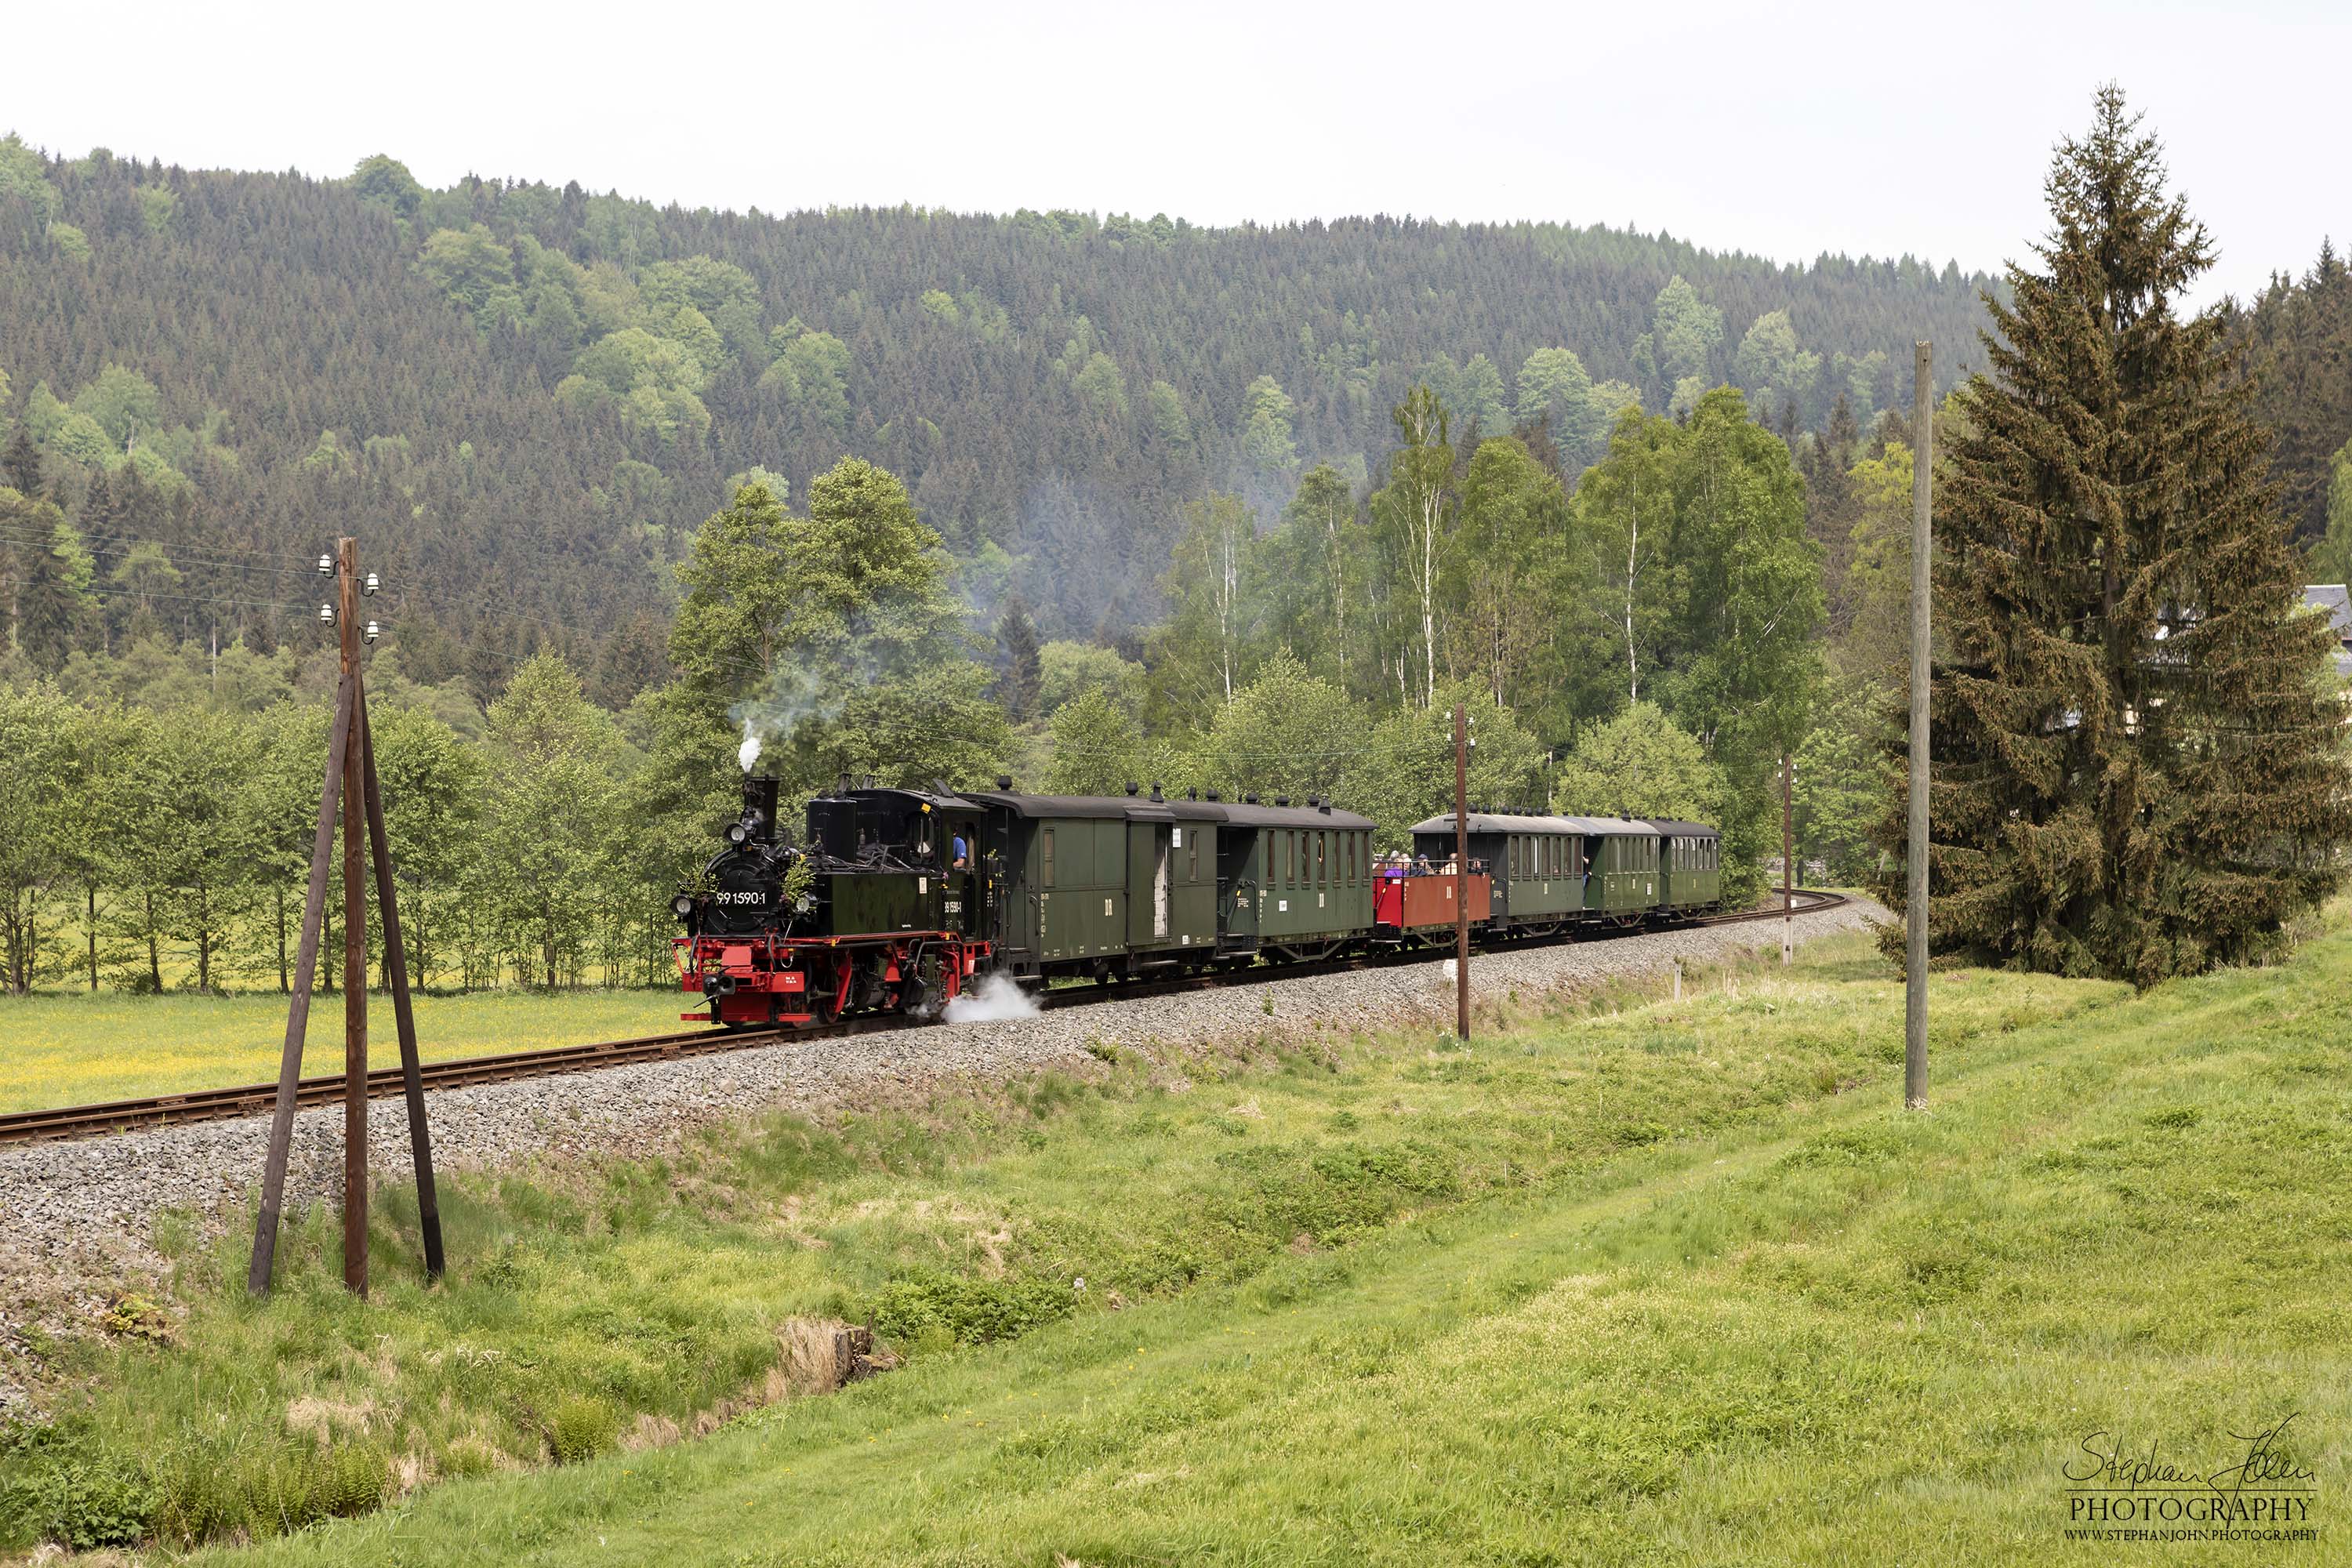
[671,894,696,920]
[363,572,381,596]
[317,553,333,575]
[318,604,335,626]
[726,822,750,845]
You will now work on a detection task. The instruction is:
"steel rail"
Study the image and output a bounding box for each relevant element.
[1,891,1847,1146]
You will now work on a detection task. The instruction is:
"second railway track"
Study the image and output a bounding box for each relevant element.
[1,890,1848,1148]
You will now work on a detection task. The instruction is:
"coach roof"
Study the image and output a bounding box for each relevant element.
[957,790,1221,822]
[1410,811,1668,837]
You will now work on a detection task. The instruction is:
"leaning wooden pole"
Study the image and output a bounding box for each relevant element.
[247,673,355,1296]
[358,681,445,1279]
[337,539,369,1295]
[1906,343,1933,1110]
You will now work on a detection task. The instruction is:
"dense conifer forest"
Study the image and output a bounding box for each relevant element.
[0,135,2002,677]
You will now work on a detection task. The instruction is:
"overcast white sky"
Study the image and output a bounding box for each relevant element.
[11,0,2342,304]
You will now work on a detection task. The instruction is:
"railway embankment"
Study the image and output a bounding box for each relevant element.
[2,898,1878,1267]
[0,898,1876,1431]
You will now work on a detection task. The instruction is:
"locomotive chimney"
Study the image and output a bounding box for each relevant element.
[743,775,780,842]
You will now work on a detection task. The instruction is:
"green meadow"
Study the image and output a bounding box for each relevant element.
[2,917,2346,1564]
[0,988,695,1113]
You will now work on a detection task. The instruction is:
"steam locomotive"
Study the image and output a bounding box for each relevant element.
[670,775,1722,1028]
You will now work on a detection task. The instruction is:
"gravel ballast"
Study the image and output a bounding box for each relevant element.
[0,898,1880,1413]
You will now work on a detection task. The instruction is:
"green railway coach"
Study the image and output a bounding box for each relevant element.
[1406,811,1587,931]
[1651,819,1724,915]
[958,789,1225,978]
[1210,797,1377,959]
[1561,816,1661,920]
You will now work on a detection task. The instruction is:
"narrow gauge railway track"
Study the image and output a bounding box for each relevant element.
[2,890,1847,1147]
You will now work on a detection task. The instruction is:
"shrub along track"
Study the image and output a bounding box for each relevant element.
[0,891,1845,1147]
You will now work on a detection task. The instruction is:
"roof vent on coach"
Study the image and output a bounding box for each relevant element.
[996,775,1014,789]
[1125,782,1140,796]
[1245,793,1260,804]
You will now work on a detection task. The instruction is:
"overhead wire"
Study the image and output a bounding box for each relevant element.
[0,521,319,572]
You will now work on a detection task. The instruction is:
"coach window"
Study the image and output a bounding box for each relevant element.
[1042,828,1055,887]
[1189,828,1200,881]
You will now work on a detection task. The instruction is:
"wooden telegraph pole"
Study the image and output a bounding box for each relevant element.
[248,539,444,1297]
[1906,343,1933,1111]
[1454,704,1471,1042]
[338,539,367,1294]
[1780,753,1794,966]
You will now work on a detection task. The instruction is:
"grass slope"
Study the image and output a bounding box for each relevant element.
[0,989,695,1113]
[6,923,2347,1563]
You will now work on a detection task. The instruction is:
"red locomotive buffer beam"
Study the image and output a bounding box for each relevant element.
[676,931,988,1025]
[1372,867,1491,934]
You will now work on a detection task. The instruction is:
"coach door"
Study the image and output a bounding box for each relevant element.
[1127,815,1175,947]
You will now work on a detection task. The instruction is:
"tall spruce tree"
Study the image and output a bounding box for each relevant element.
[2,426,42,499]
[995,596,1042,722]
[1891,88,2352,984]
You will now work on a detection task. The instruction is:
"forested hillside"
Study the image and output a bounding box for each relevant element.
[0,134,1998,682]
[4,107,2347,1000]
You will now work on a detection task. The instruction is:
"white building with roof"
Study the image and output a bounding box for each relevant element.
[2305,584,2352,683]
